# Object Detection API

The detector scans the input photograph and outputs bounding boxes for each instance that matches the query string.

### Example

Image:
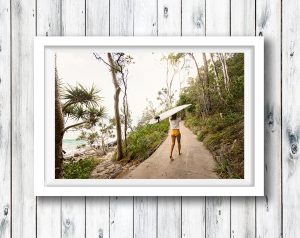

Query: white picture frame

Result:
[34,36,264,196]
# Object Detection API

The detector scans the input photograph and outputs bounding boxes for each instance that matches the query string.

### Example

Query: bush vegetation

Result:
[179,53,244,178]
[63,157,100,179]
[122,120,169,162]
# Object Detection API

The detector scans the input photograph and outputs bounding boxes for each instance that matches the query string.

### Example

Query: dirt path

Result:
[120,122,218,179]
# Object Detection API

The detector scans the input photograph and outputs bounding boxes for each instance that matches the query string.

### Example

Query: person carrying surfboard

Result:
[169,113,181,160]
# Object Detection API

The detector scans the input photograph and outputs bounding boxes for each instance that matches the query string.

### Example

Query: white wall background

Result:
[0,0,297,237]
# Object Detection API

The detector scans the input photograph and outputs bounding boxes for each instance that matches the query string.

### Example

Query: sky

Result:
[54,48,203,139]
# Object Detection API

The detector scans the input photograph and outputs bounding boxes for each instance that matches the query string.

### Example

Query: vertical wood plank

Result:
[110,197,133,238]
[62,0,85,36]
[61,1,86,238]
[230,1,256,237]
[157,1,182,237]
[157,197,181,238]
[110,0,134,36]
[206,0,230,36]
[86,0,109,36]
[85,1,110,237]
[256,0,282,237]
[62,197,85,238]
[11,0,36,237]
[133,1,158,237]
[85,197,109,238]
[36,1,62,238]
[182,197,205,238]
[230,197,255,238]
[181,1,206,237]
[0,0,11,237]
[37,197,61,238]
[134,197,157,238]
[182,0,205,36]
[206,198,230,238]
[157,0,181,36]
[109,2,134,238]
[205,1,231,237]
[134,0,157,36]
[231,0,255,36]
[282,0,300,237]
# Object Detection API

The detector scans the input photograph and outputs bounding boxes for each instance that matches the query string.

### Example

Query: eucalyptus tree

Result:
[93,52,134,160]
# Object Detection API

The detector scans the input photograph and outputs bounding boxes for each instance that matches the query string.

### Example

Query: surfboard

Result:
[149,104,192,124]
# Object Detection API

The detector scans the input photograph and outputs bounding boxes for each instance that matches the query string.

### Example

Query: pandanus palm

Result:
[55,66,105,178]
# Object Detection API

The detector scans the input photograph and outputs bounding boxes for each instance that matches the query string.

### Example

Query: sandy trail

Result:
[120,122,218,179]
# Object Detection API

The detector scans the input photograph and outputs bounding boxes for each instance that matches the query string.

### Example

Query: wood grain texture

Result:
[110,197,133,238]
[282,0,300,237]
[231,0,255,36]
[62,197,85,238]
[86,0,109,36]
[11,0,36,237]
[206,197,230,238]
[36,1,62,237]
[206,0,230,36]
[0,0,10,237]
[86,197,110,238]
[182,197,205,238]
[134,0,157,36]
[37,197,61,238]
[205,1,231,237]
[158,0,181,36]
[110,0,134,36]
[157,197,181,238]
[62,0,85,36]
[230,1,256,237]
[134,197,157,238]
[182,0,205,36]
[256,0,282,237]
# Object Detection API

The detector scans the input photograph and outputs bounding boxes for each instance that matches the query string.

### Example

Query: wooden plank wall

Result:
[0,0,295,237]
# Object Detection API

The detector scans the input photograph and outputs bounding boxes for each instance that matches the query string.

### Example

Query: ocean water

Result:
[63,139,86,153]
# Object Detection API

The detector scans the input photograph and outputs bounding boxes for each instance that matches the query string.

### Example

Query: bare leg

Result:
[177,134,181,155]
[170,136,176,160]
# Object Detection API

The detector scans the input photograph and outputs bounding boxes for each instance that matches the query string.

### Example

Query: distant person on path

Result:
[169,113,182,160]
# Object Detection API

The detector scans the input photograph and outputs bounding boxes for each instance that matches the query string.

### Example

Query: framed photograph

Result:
[34,36,264,196]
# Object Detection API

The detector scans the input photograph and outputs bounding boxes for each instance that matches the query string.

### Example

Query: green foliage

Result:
[185,112,244,178]
[197,131,204,141]
[123,120,169,162]
[64,157,99,179]
[179,53,245,179]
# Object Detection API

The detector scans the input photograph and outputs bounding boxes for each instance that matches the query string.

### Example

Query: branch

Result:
[93,52,122,73]
[63,121,87,133]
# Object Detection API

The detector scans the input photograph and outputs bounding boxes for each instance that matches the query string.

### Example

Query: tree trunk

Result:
[218,53,229,90]
[202,53,211,111]
[54,56,65,178]
[188,53,207,114]
[107,53,123,160]
[210,53,222,98]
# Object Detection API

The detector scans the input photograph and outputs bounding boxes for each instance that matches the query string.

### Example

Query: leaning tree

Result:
[55,58,105,178]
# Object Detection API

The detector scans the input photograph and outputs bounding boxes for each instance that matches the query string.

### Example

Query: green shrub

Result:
[197,131,205,141]
[184,112,244,179]
[64,157,99,179]
[124,120,169,162]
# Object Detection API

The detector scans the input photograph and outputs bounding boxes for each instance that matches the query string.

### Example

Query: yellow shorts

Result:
[171,129,181,137]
